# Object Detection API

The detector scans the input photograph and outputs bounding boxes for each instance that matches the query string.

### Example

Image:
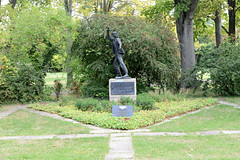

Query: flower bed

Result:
[29,98,218,130]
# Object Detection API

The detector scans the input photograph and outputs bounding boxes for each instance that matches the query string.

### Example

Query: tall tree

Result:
[215,10,223,47]
[64,0,73,88]
[228,0,236,40]
[174,0,198,72]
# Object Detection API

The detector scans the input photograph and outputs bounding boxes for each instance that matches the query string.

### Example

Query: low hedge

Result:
[29,98,218,130]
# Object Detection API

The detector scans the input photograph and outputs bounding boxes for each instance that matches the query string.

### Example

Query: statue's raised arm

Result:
[107,28,114,41]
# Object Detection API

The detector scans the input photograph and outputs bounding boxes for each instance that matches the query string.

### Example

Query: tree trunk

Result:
[9,0,17,9]
[214,10,223,47]
[64,0,73,88]
[175,0,198,72]
[228,0,236,41]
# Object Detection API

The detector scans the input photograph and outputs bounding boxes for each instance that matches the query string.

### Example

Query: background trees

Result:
[1,0,240,102]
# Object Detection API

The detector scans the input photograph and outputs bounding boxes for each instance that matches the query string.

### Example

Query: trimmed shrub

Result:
[75,98,113,112]
[136,93,155,110]
[120,97,135,105]
[75,98,99,111]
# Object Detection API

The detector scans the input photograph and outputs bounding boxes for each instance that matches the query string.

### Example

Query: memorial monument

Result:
[107,28,136,102]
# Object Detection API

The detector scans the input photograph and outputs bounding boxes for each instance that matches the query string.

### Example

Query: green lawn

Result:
[45,72,67,86]
[223,97,240,105]
[133,135,240,160]
[0,137,109,160]
[0,110,89,136]
[149,104,240,132]
[0,104,20,112]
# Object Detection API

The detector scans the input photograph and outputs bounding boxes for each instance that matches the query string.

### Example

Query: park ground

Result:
[0,73,240,159]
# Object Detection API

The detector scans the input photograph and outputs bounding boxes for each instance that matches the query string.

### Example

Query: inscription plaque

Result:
[112,105,133,117]
[111,82,135,95]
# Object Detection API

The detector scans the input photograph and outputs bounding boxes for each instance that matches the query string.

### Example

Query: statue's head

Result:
[112,31,118,38]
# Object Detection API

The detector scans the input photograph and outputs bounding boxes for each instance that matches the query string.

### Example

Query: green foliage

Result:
[71,14,180,96]
[75,98,112,112]
[136,93,155,110]
[210,43,240,96]
[80,82,109,98]
[0,63,46,103]
[30,98,218,130]
[120,97,135,105]
[49,54,65,72]
[195,41,240,96]
[3,5,74,71]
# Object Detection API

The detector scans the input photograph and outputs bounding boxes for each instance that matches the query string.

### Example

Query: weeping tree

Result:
[72,14,181,97]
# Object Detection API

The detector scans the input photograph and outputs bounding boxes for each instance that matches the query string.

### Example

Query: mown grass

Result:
[45,72,67,86]
[133,134,240,160]
[0,137,109,160]
[149,104,240,132]
[0,104,20,112]
[222,97,240,105]
[0,110,89,136]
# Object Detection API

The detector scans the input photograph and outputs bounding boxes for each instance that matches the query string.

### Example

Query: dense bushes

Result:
[0,60,47,104]
[71,14,181,98]
[196,41,240,96]
[75,98,113,112]
[136,93,155,110]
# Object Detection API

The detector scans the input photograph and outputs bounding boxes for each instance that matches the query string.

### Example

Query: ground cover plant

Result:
[0,110,89,136]
[133,135,240,159]
[0,137,109,160]
[29,98,218,130]
[149,104,240,132]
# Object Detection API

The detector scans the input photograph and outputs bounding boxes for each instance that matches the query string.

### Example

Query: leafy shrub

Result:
[30,98,218,130]
[75,98,113,112]
[120,97,135,105]
[136,93,155,110]
[80,82,108,98]
[72,14,181,95]
[75,98,99,111]
[0,62,46,103]
[196,41,240,96]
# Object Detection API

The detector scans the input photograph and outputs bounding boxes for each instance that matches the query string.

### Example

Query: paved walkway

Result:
[0,100,240,160]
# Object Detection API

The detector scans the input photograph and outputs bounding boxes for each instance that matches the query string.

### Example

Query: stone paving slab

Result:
[134,132,165,136]
[105,134,134,160]
[105,153,134,160]
[222,130,240,134]
[219,100,240,107]
[0,105,28,119]
[166,132,187,136]
[0,134,108,140]
[0,135,55,140]
[196,131,221,136]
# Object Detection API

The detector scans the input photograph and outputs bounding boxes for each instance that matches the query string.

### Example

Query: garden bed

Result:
[29,98,218,130]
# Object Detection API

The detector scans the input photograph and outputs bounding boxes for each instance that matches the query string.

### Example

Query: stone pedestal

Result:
[109,78,136,101]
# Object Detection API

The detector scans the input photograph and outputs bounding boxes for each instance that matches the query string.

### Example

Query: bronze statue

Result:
[107,28,130,79]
